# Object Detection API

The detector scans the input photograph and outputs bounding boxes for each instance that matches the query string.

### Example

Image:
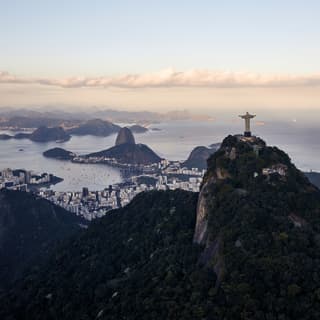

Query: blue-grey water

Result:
[0,119,319,191]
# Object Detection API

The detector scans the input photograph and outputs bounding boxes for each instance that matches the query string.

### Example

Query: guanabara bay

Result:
[2,132,320,320]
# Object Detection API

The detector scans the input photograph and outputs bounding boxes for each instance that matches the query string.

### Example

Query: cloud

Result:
[1,69,320,89]
[0,71,33,84]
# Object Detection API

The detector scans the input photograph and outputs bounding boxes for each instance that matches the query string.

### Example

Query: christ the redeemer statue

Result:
[239,112,255,137]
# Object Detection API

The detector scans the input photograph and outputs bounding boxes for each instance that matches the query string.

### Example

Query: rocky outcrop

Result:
[193,171,226,286]
[115,127,136,145]
[86,127,160,165]
[183,146,218,170]
[193,176,215,245]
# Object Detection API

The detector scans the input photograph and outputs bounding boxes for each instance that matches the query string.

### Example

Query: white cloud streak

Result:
[1,69,320,89]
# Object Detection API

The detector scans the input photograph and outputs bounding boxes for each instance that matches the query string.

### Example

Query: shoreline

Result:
[28,176,64,191]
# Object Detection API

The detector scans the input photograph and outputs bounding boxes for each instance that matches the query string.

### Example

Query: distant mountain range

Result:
[0,107,212,127]
[0,115,81,129]
[0,117,151,145]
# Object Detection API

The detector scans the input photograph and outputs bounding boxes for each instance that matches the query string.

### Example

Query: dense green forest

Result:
[0,189,85,293]
[2,135,320,319]
[199,135,320,319]
[0,190,206,320]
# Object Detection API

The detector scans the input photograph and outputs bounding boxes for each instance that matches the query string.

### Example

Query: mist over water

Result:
[0,119,319,191]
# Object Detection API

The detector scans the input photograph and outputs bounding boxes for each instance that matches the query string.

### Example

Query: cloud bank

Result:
[1,69,320,89]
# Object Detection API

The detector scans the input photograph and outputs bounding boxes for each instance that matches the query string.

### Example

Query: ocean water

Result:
[0,133,122,192]
[0,119,319,191]
[135,120,320,172]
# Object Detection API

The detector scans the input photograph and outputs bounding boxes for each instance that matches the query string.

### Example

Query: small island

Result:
[43,147,76,160]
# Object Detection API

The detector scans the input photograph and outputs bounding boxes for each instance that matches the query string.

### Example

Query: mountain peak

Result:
[115,127,136,146]
[194,134,319,282]
[203,134,293,188]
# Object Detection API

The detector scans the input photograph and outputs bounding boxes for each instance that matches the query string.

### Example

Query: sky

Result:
[1,0,320,114]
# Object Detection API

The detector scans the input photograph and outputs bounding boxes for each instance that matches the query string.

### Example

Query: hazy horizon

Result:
[1,1,320,114]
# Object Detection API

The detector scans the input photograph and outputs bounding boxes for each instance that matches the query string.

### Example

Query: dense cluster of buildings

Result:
[262,164,287,176]
[0,168,59,191]
[37,162,204,220]
[0,160,204,221]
